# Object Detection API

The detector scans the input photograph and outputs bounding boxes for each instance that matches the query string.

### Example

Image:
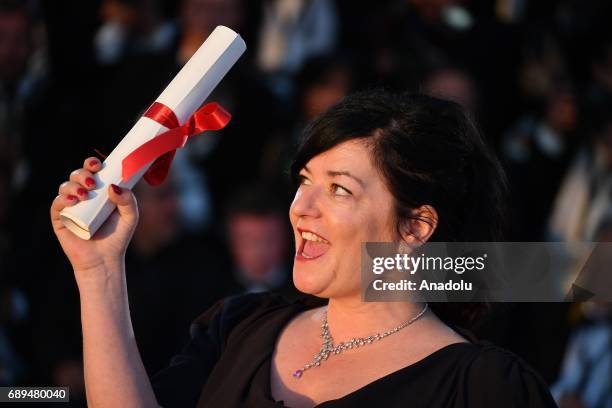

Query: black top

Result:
[151,292,557,408]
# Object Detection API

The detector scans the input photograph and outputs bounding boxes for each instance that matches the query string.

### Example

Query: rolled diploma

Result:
[60,25,246,240]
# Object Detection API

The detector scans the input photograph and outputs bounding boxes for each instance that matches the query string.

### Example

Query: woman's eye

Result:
[298,174,311,185]
[332,183,352,196]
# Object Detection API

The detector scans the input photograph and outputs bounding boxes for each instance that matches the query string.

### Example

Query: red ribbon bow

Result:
[121,101,231,186]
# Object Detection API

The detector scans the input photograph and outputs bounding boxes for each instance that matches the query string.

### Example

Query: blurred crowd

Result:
[0,0,611,406]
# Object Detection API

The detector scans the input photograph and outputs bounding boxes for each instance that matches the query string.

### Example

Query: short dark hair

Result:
[290,89,507,242]
[290,90,508,326]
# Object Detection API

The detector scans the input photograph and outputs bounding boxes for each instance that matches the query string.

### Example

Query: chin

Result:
[292,264,331,298]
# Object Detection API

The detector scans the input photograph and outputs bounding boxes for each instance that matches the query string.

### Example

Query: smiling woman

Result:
[50,90,556,408]
[289,90,507,326]
[290,140,401,299]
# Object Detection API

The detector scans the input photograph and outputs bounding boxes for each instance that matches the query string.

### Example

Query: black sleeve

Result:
[462,346,558,408]
[150,292,280,407]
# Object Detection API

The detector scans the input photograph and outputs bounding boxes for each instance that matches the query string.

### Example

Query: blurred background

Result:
[0,0,611,406]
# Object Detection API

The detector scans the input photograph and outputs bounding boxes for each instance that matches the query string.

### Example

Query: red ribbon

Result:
[122,101,231,186]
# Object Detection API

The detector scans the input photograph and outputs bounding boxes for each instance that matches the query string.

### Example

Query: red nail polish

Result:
[88,159,99,167]
[77,188,87,196]
[85,177,96,187]
[111,184,122,194]
[67,195,77,201]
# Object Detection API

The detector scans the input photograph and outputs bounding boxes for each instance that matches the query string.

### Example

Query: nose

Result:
[290,185,322,220]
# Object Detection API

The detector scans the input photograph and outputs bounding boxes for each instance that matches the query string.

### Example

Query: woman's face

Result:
[290,139,398,299]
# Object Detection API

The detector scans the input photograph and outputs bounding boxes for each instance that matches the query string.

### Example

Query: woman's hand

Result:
[50,157,139,282]
[51,158,159,407]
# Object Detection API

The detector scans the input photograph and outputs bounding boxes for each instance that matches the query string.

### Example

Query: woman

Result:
[50,91,556,407]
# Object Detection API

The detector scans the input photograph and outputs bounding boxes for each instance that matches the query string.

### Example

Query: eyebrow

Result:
[303,165,366,188]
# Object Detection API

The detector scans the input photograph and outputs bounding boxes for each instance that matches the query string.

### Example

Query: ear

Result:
[399,205,438,245]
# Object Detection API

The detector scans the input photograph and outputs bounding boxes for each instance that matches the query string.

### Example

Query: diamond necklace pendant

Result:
[292,303,428,379]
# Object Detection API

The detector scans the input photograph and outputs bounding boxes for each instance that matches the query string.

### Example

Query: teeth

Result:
[301,231,329,244]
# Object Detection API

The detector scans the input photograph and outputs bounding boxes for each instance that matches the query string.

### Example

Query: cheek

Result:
[333,202,396,245]
[365,212,397,242]
[325,202,360,241]
[327,207,370,276]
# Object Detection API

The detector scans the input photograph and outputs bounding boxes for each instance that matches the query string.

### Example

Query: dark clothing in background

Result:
[125,234,235,376]
[504,130,577,240]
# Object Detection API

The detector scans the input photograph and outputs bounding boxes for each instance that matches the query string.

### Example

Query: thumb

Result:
[108,184,138,225]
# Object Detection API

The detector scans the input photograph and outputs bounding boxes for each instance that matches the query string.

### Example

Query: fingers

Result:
[57,157,101,198]
[58,181,90,200]
[83,157,102,173]
[51,158,102,224]
[52,179,89,225]
[107,184,138,225]
[69,168,97,190]
[50,193,79,223]
[51,157,138,229]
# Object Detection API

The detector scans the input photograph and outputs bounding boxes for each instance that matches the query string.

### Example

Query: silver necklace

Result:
[292,303,429,379]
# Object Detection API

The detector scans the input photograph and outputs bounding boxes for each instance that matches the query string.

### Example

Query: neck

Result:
[323,296,429,341]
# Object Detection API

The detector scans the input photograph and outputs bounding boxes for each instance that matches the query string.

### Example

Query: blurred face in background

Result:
[423,69,477,115]
[409,0,457,22]
[133,179,180,255]
[0,10,32,82]
[302,67,352,120]
[228,213,288,280]
[99,0,161,34]
[545,89,577,133]
[178,0,243,63]
[100,0,138,27]
[180,0,243,39]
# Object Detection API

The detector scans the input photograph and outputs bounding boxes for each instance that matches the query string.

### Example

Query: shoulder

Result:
[151,292,298,407]
[190,291,306,343]
[193,291,293,323]
[454,341,557,408]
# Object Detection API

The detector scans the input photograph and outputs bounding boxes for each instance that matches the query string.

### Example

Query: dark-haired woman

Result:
[50,91,556,407]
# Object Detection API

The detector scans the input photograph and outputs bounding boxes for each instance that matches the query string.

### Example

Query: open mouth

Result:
[296,228,331,261]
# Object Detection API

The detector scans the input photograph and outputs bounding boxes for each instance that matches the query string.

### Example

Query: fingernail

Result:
[77,188,87,196]
[85,177,96,187]
[67,195,77,201]
[111,184,122,195]
[88,159,99,167]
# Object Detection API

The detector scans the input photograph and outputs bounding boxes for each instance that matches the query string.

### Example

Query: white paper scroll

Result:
[60,25,246,239]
